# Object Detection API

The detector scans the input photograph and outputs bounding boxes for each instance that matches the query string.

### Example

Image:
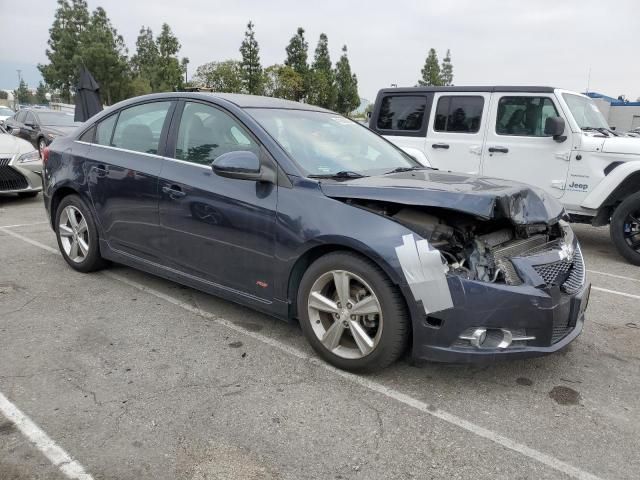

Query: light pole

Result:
[15,69,22,109]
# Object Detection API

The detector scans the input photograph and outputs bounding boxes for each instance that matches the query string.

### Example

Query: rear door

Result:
[158,100,277,300]
[425,93,490,174]
[85,100,175,261]
[22,111,39,147]
[481,93,571,198]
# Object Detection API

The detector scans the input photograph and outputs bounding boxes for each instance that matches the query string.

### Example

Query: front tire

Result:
[610,192,640,266]
[55,194,107,272]
[297,252,409,372]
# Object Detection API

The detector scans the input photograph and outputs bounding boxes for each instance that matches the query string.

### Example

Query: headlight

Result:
[46,133,58,140]
[17,150,41,163]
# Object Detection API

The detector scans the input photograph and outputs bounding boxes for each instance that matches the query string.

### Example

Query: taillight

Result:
[42,146,50,164]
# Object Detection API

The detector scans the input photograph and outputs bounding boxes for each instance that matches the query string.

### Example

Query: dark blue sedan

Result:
[42,93,590,371]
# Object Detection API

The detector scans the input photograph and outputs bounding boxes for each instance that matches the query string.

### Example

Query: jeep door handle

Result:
[432,143,450,149]
[162,185,186,199]
[95,164,108,177]
[488,146,509,153]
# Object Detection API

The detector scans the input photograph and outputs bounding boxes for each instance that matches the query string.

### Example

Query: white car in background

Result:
[0,107,15,126]
[0,125,43,197]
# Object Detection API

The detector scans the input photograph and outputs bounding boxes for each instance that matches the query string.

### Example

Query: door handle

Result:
[162,185,186,199]
[94,164,108,177]
[432,143,450,149]
[488,146,509,153]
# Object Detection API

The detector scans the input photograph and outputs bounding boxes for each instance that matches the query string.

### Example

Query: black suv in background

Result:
[5,109,81,158]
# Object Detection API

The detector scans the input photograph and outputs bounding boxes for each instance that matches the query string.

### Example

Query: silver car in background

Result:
[0,125,43,197]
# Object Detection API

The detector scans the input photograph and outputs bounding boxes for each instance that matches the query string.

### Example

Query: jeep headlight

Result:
[17,150,41,164]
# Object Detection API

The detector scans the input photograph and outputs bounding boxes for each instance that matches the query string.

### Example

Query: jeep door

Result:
[481,93,571,199]
[425,92,490,175]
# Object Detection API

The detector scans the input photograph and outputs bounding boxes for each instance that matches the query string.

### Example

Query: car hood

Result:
[319,170,565,225]
[600,136,640,155]
[42,125,79,137]
[0,132,36,156]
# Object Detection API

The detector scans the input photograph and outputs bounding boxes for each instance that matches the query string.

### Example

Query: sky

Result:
[0,0,639,102]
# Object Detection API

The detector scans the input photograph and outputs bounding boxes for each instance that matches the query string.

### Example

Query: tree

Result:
[181,57,190,83]
[307,33,336,109]
[156,23,184,91]
[284,27,309,101]
[239,21,263,95]
[418,48,441,87]
[78,7,130,104]
[440,49,454,86]
[263,64,304,100]
[35,82,49,104]
[192,60,243,93]
[39,0,90,103]
[334,45,360,115]
[14,80,34,105]
[0,91,8,100]
[131,26,158,81]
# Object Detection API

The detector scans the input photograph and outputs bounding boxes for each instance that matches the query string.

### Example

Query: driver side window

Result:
[496,97,559,136]
[174,102,259,165]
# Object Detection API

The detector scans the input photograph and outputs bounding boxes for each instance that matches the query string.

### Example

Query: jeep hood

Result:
[600,136,640,155]
[319,170,564,225]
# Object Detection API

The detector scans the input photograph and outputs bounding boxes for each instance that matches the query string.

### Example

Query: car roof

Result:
[377,86,556,94]
[110,92,333,113]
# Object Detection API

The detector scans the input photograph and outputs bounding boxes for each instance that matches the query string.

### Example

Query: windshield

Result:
[36,111,79,126]
[247,109,417,176]
[0,108,14,116]
[562,93,610,130]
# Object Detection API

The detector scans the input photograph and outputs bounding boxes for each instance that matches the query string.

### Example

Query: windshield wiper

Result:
[308,170,366,179]
[582,126,619,137]
[383,166,432,175]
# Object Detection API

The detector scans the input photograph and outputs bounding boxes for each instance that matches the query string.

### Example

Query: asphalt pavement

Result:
[0,194,638,480]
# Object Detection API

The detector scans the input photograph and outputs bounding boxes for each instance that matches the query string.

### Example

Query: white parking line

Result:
[587,269,640,284]
[592,286,640,300]
[0,225,605,480]
[0,392,94,480]
[0,221,49,229]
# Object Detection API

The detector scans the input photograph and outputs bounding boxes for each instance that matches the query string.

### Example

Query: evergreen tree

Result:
[239,21,263,95]
[284,27,309,101]
[334,45,360,115]
[38,0,90,103]
[156,23,184,91]
[35,82,49,104]
[181,57,190,83]
[307,33,336,109]
[418,48,441,86]
[78,6,130,104]
[14,80,33,105]
[440,49,454,86]
[131,27,158,76]
[192,60,243,93]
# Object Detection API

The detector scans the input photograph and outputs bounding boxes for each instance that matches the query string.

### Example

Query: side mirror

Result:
[211,150,276,183]
[544,116,566,142]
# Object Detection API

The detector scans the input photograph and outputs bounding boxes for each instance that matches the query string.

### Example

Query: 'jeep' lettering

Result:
[568,182,589,191]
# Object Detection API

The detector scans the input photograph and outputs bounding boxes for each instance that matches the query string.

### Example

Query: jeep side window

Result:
[433,96,484,133]
[376,96,426,131]
[496,97,559,136]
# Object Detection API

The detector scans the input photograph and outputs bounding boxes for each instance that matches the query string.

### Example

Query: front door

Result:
[425,92,490,175]
[86,100,174,261]
[481,93,571,199]
[158,100,277,300]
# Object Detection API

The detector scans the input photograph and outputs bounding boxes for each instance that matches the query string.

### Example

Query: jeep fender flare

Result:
[581,160,640,210]
[399,147,432,168]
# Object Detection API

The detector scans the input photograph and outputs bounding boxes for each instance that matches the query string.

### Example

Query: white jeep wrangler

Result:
[369,86,640,265]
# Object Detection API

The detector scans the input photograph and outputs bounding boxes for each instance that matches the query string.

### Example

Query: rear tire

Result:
[55,194,107,272]
[610,192,640,266]
[297,251,409,372]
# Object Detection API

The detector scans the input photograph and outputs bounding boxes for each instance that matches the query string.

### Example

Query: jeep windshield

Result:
[563,93,611,131]
[247,108,418,177]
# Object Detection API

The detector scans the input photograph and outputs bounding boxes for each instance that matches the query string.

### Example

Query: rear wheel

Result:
[55,194,107,272]
[297,252,409,372]
[610,192,640,265]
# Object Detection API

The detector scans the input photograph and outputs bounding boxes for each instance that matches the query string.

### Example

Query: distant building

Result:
[586,92,640,132]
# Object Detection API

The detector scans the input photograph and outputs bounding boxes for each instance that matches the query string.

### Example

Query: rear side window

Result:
[111,102,171,154]
[434,96,484,133]
[376,96,426,131]
[496,97,559,136]
[15,111,26,122]
[174,102,259,165]
[95,114,117,146]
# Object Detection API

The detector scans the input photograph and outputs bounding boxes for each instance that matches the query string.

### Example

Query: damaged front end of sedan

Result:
[321,171,591,362]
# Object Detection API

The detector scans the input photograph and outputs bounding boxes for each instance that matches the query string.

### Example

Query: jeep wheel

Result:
[610,192,640,265]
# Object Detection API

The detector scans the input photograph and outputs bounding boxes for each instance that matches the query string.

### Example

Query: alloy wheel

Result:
[624,211,640,252]
[307,269,383,359]
[58,206,90,263]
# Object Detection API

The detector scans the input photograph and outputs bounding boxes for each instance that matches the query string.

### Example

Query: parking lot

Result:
[0,194,638,480]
